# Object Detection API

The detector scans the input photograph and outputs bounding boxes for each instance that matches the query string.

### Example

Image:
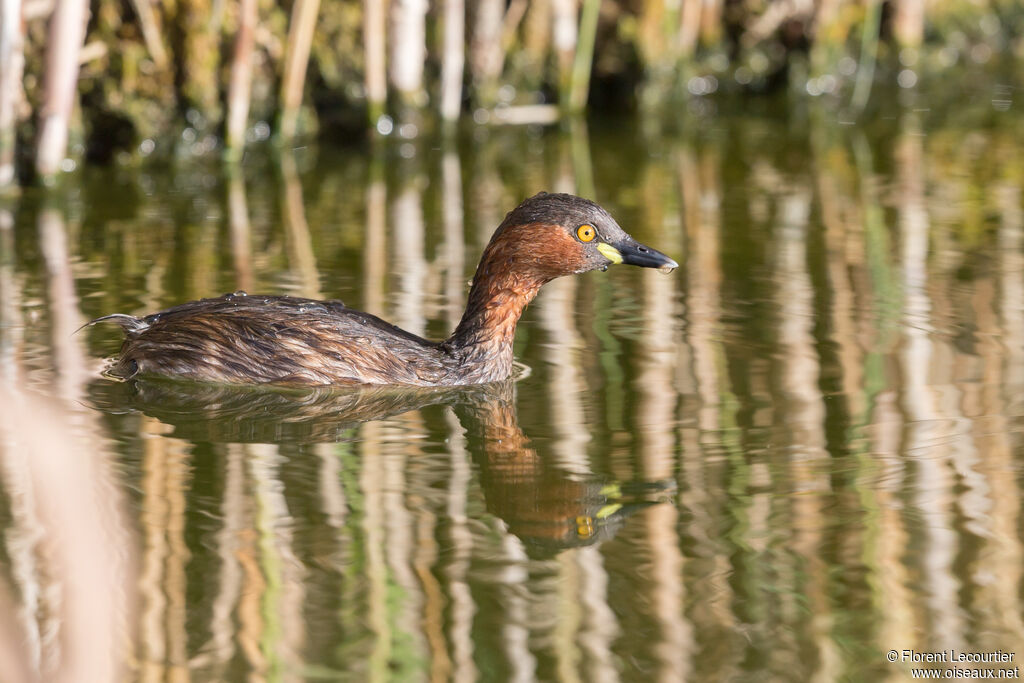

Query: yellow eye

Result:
[575,516,595,538]
[576,224,596,242]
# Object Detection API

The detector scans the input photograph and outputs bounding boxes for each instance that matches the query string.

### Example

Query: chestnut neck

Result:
[444,238,552,355]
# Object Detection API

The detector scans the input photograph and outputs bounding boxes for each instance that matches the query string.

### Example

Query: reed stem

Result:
[279,0,321,140]
[364,0,387,127]
[36,0,89,180]
[439,0,464,122]
[225,0,257,158]
[568,0,600,113]
[851,0,883,113]
[0,0,24,187]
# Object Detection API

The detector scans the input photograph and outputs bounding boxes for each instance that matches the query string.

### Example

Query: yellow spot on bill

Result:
[596,242,623,264]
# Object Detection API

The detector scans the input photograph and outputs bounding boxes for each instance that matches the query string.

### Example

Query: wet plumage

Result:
[93,192,678,386]
[97,294,457,384]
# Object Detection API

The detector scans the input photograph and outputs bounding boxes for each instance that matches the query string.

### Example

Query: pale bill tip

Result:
[657,259,679,274]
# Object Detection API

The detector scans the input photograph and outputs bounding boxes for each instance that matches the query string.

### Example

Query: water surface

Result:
[2,99,1024,681]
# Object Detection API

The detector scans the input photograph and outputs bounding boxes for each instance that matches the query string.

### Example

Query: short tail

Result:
[77,313,150,336]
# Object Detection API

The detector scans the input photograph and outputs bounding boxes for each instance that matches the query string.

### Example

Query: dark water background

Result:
[2,92,1024,681]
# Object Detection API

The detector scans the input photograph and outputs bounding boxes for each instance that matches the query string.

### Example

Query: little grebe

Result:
[93,192,678,386]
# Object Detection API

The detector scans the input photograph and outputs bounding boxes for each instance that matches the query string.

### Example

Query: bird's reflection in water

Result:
[90,376,674,555]
[453,396,674,557]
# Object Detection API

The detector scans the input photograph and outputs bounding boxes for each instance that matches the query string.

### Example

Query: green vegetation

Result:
[0,0,1021,187]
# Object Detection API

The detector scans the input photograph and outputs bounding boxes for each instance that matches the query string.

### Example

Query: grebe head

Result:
[485,192,679,280]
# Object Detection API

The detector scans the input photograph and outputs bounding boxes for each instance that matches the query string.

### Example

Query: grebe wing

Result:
[103,293,446,385]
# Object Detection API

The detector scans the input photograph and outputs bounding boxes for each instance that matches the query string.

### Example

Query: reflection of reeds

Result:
[391,179,427,336]
[989,184,1024,645]
[137,418,190,680]
[359,420,393,679]
[897,125,962,648]
[674,149,739,674]
[3,207,134,679]
[228,171,255,292]
[537,269,621,681]
[636,265,690,680]
[537,278,590,472]
[442,149,466,331]
[248,442,306,678]
[280,150,322,298]
[381,414,430,677]
[773,189,836,678]
[7,110,1024,680]
[415,486,450,683]
[197,443,246,677]
[364,157,388,317]
[813,131,896,674]
[442,408,478,683]
[38,208,87,393]
[999,185,1024,397]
